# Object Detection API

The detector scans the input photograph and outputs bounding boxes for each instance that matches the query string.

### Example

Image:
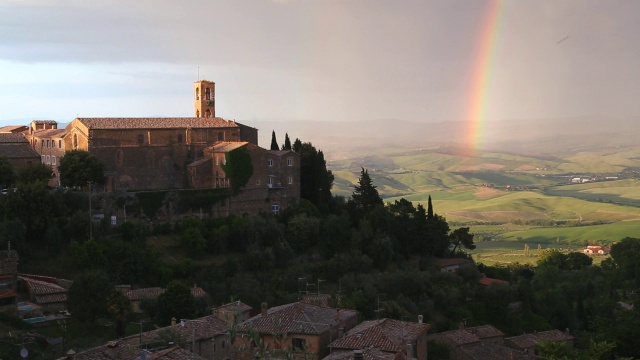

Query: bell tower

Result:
[194,80,215,118]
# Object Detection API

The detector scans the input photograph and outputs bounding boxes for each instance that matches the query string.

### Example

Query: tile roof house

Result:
[329,317,429,360]
[432,258,472,273]
[74,340,207,360]
[122,314,230,360]
[213,300,252,325]
[0,133,40,173]
[428,325,504,360]
[18,274,70,312]
[323,348,406,360]
[504,330,574,356]
[235,302,359,360]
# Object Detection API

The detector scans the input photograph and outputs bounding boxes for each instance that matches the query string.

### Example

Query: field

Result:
[329,144,640,253]
[467,241,606,266]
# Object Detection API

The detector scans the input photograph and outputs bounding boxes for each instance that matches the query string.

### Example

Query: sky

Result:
[1,0,640,128]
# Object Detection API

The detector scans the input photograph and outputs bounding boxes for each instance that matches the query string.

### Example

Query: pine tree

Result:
[282,133,292,150]
[270,131,279,151]
[349,168,383,221]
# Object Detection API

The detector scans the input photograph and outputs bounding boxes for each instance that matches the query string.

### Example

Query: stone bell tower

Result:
[194,80,215,118]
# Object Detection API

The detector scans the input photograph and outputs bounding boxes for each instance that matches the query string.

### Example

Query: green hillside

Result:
[330,144,640,244]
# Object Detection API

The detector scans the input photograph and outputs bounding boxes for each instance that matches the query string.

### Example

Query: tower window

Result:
[205,88,211,100]
[195,88,200,100]
[205,109,211,118]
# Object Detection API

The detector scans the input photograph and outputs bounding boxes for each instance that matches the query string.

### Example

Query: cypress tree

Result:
[270,131,279,151]
[282,133,292,150]
[427,195,434,219]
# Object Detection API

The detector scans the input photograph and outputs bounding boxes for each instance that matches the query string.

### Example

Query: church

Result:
[24,80,300,216]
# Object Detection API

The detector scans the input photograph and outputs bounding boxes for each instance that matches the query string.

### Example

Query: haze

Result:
[1,0,639,150]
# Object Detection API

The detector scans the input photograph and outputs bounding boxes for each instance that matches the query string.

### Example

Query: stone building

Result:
[0,133,40,176]
[187,141,300,216]
[24,121,66,186]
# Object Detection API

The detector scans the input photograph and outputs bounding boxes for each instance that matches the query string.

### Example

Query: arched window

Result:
[205,88,211,100]
[205,109,211,118]
[195,88,200,100]
[196,110,200,118]
[73,134,78,149]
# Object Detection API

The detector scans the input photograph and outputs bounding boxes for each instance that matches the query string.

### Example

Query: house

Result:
[235,301,359,360]
[432,258,472,273]
[189,142,300,216]
[478,276,508,286]
[428,325,504,360]
[18,274,70,313]
[328,317,429,360]
[74,340,207,360]
[213,300,252,325]
[323,348,406,360]
[582,245,610,255]
[122,314,231,360]
[456,342,532,360]
[504,329,574,356]
[23,121,67,186]
[0,250,19,307]
[0,133,40,175]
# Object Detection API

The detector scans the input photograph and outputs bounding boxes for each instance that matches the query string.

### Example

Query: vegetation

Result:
[0,156,16,187]
[59,150,106,187]
[221,146,253,194]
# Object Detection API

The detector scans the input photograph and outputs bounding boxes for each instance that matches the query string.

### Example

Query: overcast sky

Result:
[1,0,639,127]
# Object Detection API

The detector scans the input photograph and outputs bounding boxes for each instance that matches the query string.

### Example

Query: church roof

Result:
[75,117,240,130]
[208,141,249,153]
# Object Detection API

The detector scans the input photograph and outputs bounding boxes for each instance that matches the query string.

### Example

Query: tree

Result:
[427,195,434,219]
[293,139,334,212]
[107,290,132,338]
[17,163,53,184]
[59,150,106,187]
[449,227,476,255]
[0,156,15,187]
[565,252,593,270]
[281,133,292,151]
[221,146,254,194]
[610,237,640,285]
[270,130,279,151]
[348,168,383,222]
[537,249,568,269]
[67,271,115,323]
[155,281,197,326]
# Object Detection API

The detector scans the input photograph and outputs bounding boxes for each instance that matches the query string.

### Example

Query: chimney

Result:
[418,315,423,324]
[261,302,268,316]
[405,344,413,360]
[65,349,76,359]
[171,317,176,326]
[458,322,465,329]
[353,350,364,360]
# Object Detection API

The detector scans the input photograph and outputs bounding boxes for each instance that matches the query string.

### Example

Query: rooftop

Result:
[237,302,358,335]
[505,330,574,349]
[330,318,429,353]
[207,141,249,153]
[76,117,240,130]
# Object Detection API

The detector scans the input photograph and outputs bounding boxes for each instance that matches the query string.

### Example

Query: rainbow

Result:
[463,0,504,156]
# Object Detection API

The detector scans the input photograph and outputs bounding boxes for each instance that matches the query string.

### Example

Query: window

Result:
[137,134,144,144]
[215,156,219,166]
[205,109,211,117]
[287,157,293,166]
[271,204,280,215]
[268,159,273,167]
[177,134,183,143]
[195,88,200,100]
[221,340,225,349]
[218,132,224,141]
[116,150,124,166]
[41,155,45,163]
[58,140,62,148]
[34,139,37,147]
[196,110,200,118]
[205,88,211,100]
[291,338,305,352]
[222,154,226,165]
[73,134,78,149]
[256,179,261,185]
[268,176,274,187]
[52,156,56,165]
[46,140,50,148]
[46,155,50,164]
[288,176,293,184]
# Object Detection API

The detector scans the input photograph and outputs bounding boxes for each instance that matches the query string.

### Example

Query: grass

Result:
[468,241,605,266]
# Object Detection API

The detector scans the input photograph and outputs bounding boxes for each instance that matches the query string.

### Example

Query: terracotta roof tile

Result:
[323,348,403,360]
[20,277,67,295]
[238,302,358,335]
[330,319,428,353]
[215,300,252,312]
[0,133,28,143]
[505,330,573,349]
[34,293,67,304]
[122,314,229,346]
[125,287,207,301]
[459,342,532,360]
[77,117,240,130]
[207,141,249,153]
[478,277,508,286]
[429,325,503,346]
